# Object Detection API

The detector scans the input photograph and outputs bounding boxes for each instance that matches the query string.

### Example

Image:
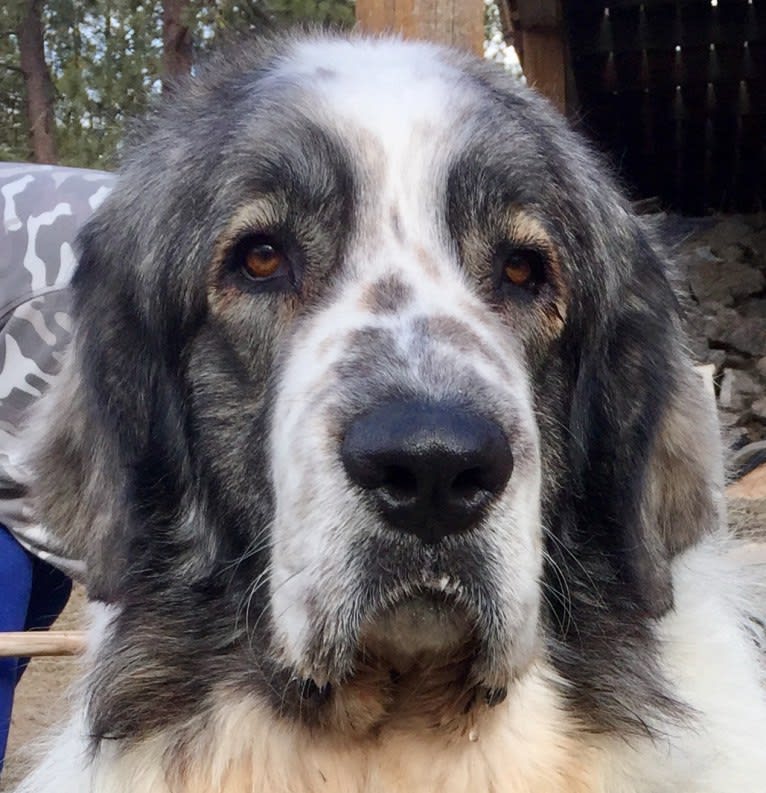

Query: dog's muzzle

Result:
[341,400,514,544]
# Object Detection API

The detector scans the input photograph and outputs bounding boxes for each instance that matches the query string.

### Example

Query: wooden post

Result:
[355,0,485,56]
[512,0,569,114]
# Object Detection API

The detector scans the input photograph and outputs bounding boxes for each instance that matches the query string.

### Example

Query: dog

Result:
[16,32,766,793]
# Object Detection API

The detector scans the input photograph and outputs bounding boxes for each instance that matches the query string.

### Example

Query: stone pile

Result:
[670,213,766,450]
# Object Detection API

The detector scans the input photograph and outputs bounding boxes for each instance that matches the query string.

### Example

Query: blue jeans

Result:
[0,525,71,776]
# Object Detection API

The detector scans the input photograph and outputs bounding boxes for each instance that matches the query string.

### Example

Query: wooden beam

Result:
[514,0,560,28]
[355,0,485,56]
[519,28,568,113]
[508,0,569,114]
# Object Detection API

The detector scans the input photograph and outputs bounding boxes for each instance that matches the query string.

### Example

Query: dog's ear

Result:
[566,228,724,618]
[31,215,195,601]
[30,350,121,599]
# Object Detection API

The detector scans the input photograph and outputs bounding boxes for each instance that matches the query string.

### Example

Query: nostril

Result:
[450,467,485,499]
[381,465,418,499]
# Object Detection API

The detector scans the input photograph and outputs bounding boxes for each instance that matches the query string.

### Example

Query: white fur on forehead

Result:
[273,36,477,166]
[282,35,466,100]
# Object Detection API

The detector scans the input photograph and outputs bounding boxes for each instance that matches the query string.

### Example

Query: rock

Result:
[709,316,766,357]
[686,251,765,306]
[718,411,750,448]
[699,217,757,251]
[731,440,766,476]
[740,299,766,319]
[724,319,766,357]
[704,306,766,357]
[682,305,714,349]
[718,369,762,412]
[722,351,751,370]
[749,229,766,260]
[676,213,766,444]
[752,398,766,422]
[683,328,712,361]
[700,306,737,340]
[702,349,727,371]
[718,408,745,434]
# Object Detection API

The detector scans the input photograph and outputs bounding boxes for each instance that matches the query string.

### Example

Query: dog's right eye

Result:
[243,241,283,279]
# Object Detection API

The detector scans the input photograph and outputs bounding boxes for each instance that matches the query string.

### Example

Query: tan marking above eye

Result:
[244,242,283,278]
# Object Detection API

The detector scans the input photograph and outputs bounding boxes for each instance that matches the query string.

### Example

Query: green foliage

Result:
[0,0,354,168]
[0,0,28,162]
[49,0,164,167]
[195,0,353,52]
[1,1,514,167]
[261,0,353,25]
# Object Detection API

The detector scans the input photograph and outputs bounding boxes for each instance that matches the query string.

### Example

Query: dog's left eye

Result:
[495,245,548,297]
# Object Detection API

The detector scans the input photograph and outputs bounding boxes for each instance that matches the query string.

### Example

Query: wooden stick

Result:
[0,631,86,658]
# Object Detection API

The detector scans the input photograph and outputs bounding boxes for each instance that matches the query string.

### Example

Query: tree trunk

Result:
[162,0,193,92]
[17,0,57,163]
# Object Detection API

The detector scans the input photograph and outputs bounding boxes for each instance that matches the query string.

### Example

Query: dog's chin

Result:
[359,592,476,673]
[287,591,514,736]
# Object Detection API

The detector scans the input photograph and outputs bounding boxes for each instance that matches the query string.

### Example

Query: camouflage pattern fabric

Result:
[0,163,114,578]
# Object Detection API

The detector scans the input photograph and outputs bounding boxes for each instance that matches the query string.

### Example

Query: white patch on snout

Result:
[267,39,544,681]
[269,254,543,675]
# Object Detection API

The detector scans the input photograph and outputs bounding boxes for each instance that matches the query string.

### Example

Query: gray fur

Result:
[31,32,722,752]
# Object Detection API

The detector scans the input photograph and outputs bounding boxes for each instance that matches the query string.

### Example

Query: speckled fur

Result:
[16,32,766,793]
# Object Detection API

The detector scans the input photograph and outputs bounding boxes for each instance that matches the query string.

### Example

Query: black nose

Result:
[341,401,513,544]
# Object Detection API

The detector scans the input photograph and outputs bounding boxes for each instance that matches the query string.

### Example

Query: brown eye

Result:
[225,231,300,294]
[505,256,533,287]
[498,246,547,294]
[243,241,283,279]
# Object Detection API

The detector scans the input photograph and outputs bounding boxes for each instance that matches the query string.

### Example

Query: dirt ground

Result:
[1,586,86,791]
[2,487,765,790]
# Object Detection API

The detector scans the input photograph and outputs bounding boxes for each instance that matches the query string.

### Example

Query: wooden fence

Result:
[566,0,765,213]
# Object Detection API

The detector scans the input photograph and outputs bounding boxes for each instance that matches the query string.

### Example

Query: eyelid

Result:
[495,240,550,267]
[506,236,552,258]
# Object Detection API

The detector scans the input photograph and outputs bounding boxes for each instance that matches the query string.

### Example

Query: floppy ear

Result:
[30,217,195,602]
[567,229,725,618]
[30,350,121,599]
[639,363,725,557]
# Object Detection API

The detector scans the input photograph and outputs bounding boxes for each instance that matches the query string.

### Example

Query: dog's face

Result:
[38,35,723,743]
[259,42,551,700]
